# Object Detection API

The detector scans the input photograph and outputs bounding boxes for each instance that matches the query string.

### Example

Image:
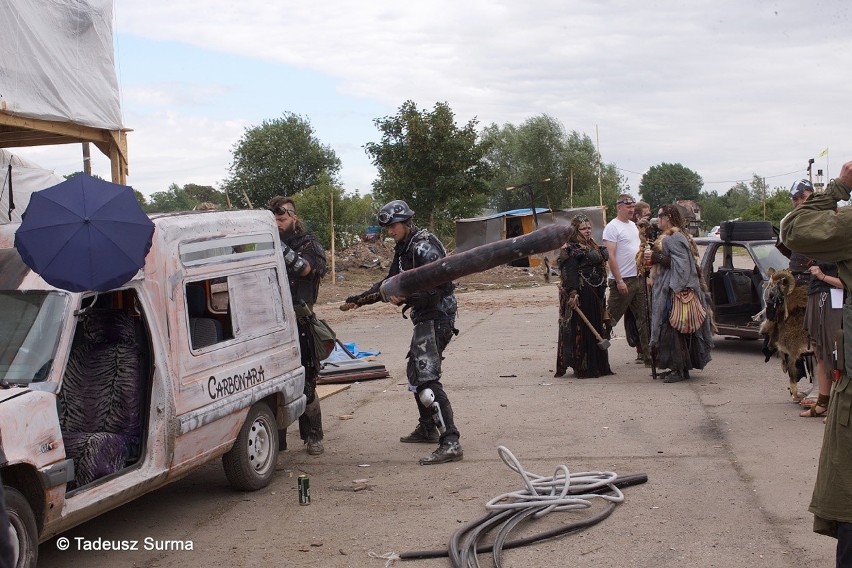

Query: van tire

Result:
[223,403,278,491]
[4,486,38,568]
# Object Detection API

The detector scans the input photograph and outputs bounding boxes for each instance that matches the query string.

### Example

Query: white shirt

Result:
[602,218,640,280]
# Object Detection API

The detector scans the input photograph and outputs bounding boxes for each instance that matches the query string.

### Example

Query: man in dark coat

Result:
[782,160,852,567]
[270,196,328,456]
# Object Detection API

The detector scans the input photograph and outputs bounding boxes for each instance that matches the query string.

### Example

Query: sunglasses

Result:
[617,200,636,206]
[273,207,295,217]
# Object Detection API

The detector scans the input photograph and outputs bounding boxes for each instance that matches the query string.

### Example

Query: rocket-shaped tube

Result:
[379,224,574,301]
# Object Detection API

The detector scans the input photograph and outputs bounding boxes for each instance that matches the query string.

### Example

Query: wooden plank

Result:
[316,383,351,401]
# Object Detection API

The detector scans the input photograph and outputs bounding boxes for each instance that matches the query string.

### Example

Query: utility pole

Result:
[595,126,603,206]
[82,142,92,175]
[330,186,336,286]
[569,169,574,209]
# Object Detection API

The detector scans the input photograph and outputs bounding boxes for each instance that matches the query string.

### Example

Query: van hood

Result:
[0,388,30,404]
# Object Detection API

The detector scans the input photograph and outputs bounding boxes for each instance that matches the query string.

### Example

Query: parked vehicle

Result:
[0,210,306,567]
[696,221,789,339]
[706,225,721,238]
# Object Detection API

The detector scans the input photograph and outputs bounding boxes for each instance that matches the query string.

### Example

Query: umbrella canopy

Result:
[14,174,154,292]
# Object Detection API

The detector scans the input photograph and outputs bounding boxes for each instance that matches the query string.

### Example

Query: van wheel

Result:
[223,403,278,491]
[5,486,38,568]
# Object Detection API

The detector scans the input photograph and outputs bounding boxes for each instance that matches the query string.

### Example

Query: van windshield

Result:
[0,291,67,384]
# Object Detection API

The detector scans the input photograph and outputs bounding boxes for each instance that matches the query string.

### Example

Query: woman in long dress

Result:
[555,215,614,378]
[644,205,714,383]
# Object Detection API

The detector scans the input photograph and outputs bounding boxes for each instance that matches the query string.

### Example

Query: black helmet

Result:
[377,200,415,226]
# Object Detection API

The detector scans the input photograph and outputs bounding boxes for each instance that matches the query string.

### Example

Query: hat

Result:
[789,179,814,198]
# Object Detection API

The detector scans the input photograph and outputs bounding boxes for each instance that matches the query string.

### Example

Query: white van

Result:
[0,210,305,567]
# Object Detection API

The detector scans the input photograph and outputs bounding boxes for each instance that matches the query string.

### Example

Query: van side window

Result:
[228,268,285,335]
[186,281,232,350]
[185,268,283,351]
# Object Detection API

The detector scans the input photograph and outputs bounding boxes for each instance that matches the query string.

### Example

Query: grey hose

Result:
[398,446,648,567]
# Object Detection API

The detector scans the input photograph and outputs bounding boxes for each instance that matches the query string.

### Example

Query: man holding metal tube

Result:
[343,200,463,465]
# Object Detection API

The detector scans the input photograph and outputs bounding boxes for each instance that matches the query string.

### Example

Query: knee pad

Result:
[418,388,446,434]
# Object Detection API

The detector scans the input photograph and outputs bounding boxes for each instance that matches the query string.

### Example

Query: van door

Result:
[169,265,302,472]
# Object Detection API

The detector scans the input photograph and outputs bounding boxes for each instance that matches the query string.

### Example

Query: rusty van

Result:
[0,210,305,567]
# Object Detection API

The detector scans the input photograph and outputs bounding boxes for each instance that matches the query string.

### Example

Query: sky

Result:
[12,0,852,201]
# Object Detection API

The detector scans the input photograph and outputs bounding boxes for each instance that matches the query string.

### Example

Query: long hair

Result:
[569,214,599,250]
[658,205,699,261]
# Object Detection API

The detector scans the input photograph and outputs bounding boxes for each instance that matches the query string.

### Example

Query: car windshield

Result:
[751,243,790,275]
[0,291,68,384]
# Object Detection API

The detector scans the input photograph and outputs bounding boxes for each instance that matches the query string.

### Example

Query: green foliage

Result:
[224,113,341,209]
[697,175,787,230]
[639,163,703,209]
[481,116,623,220]
[133,190,147,208]
[293,172,380,250]
[738,187,791,227]
[365,100,493,239]
[144,183,228,213]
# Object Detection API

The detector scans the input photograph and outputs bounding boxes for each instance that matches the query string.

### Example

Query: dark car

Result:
[696,222,789,339]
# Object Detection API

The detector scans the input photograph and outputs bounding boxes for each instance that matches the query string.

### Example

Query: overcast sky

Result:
[16,0,852,200]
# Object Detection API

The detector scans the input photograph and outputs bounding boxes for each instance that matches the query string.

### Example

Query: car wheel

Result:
[4,486,38,568]
[222,402,278,491]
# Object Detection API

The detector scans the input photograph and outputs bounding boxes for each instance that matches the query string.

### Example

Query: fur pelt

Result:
[759,268,810,399]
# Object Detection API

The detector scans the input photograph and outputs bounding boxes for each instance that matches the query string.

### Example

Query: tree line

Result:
[136,100,797,248]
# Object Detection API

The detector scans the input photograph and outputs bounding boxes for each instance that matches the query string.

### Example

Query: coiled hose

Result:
[397,446,648,568]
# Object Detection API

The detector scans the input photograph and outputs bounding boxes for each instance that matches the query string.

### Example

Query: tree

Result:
[365,100,493,238]
[144,183,228,213]
[133,190,148,209]
[224,113,341,208]
[639,163,703,209]
[292,172,379,250]
[481,116,623,217]
[697,175,781,230]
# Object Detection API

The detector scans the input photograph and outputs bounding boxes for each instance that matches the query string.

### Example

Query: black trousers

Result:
[406,319,459,443]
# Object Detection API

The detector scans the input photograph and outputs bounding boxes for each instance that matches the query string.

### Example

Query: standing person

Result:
[269,196,328,456]
[643,205,714,383]
[776,179,819,403]
[343,200,462,465]
[602,194,652,366]
[554,215,614,378]
[800,260,845,418]
[624,201,652,363]
[782,160,852,568]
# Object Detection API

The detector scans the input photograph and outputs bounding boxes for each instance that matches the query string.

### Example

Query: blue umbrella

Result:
[14,174,154,292]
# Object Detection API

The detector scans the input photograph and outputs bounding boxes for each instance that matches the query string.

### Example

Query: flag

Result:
[818,147,829,157]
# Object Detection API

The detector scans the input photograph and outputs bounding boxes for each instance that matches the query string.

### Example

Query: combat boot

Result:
[400,423,439,444]
[305,437,324,456]
[419,441,463,465]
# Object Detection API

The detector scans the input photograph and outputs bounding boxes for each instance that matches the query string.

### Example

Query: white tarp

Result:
[0,0,123,130]
[1,149,64,223]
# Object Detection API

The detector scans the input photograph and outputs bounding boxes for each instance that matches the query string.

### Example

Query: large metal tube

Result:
[379,224,573,301]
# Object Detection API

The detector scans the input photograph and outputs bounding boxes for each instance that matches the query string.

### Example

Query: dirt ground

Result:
[38,241,835,568]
